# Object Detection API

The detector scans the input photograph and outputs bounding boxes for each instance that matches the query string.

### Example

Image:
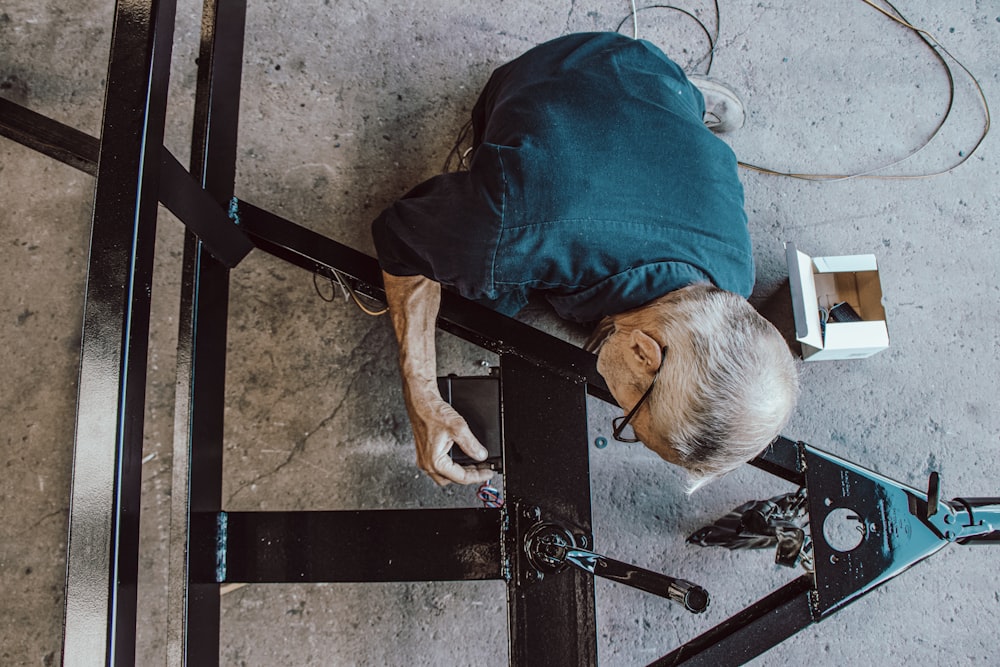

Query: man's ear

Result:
[628,330,662,377]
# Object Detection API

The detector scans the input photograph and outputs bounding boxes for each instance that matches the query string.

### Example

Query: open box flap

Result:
[824,321,890,351]
[812,254,878,273]
[785,243,823,349]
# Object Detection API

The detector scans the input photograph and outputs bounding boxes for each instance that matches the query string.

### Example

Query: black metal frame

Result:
[2,2,996,665]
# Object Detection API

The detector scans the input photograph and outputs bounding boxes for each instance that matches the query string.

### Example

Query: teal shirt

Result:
[373,32,753,323]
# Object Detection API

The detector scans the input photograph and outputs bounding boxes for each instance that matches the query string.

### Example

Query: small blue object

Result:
[228,196,241,224]
[215,512,228,583]
[594,436,608,449]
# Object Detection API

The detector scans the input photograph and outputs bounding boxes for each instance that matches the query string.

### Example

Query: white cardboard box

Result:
[785,242,889,361]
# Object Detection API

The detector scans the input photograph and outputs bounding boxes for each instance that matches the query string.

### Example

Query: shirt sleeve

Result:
[371,166,505,304]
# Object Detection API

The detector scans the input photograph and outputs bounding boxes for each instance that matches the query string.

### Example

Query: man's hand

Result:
[382,270,493,486]
[405,387,493,486]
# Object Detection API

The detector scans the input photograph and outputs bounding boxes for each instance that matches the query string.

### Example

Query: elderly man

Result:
[372,32,798,491]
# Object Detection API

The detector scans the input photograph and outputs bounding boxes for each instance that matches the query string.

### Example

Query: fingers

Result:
[412,399,493,486]
[420,437,493,487]
[451,421,488,462]
[422,433,493,486]
[427,457,493,487]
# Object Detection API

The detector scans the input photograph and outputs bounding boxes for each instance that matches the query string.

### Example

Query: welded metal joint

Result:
[215,512,228,583]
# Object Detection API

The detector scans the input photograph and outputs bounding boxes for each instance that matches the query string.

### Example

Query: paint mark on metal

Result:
[228,196,241,225]
[215,512,228,583]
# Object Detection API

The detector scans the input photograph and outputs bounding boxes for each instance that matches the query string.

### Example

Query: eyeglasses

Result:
[611,345,669,443]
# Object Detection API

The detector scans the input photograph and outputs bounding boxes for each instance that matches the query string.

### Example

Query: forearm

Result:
[382,271,443,406]
[382,270,490,485]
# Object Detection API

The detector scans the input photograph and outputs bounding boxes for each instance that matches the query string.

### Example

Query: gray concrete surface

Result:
[2,1,998,665]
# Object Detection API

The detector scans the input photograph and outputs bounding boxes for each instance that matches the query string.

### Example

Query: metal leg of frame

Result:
[0,96,99,175]
[166,1,247,665]
[166,237,231,667]
[217,509,504,583]
[61,0,177,663]
[648,575,815,667]
[501,354,597,666]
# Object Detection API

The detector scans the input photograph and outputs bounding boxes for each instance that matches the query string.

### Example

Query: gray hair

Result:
[613,284,799,492]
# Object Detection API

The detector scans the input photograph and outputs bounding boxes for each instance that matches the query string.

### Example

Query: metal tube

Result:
[165,1,247,665]
[62,0,178,663]
[501,355,597,667]
[951,497,1000,544]
[647,576,815,667]
[0,97,99,175]
[220,509,504,583]
[559,549,709,614]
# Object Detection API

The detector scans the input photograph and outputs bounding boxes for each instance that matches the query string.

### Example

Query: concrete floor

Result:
[2,1,998,665]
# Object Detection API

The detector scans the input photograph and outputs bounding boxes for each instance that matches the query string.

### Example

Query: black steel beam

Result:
[158,148,253,267]
[167,237,232,667]
[218,509,504,583]
[648,575,815,667]
[0,96,99,175]
[232,198,615,404]
[501,354,597,667]
[165,1,248,665]
[0,100,252,268]
[233,198,384,294]
[62,0,178,663]
[749,436,805,487]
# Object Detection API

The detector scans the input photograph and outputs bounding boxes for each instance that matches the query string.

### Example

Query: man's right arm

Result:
[382,271,493,486]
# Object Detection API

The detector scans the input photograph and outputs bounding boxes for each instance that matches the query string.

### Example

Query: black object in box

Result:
[437,374,503,472]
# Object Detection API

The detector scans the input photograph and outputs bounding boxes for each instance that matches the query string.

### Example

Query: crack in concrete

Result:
[224,323,388,506]
[16,508,65,537]
[718,4,770,53]
[564,0,577,34]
